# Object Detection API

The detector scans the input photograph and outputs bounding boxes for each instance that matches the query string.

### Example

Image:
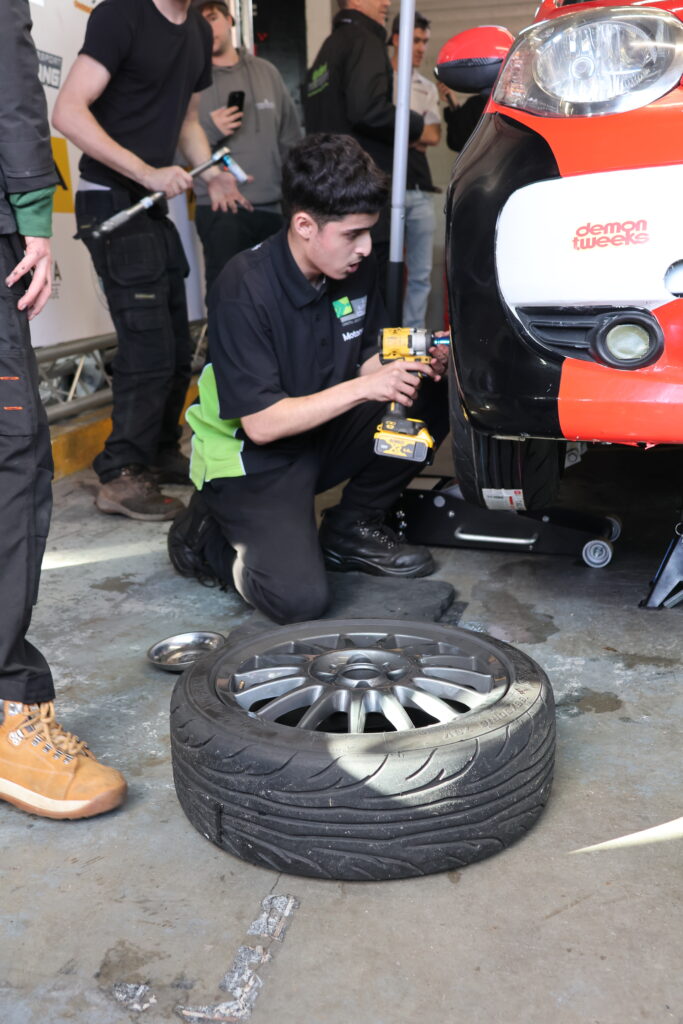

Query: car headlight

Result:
[494,7,683,117]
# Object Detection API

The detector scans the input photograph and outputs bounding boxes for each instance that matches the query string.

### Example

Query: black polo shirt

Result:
[187,228,385,482]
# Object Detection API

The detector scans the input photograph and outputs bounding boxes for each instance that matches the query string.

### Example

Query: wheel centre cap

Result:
[312,648,409,690]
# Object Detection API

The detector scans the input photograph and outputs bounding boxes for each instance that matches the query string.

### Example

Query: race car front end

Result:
[446,2,683,446]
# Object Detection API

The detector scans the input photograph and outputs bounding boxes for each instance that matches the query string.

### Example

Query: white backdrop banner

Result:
[27,0,206,348]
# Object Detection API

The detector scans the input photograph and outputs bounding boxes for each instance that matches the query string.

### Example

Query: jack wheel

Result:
[582,538,614,568]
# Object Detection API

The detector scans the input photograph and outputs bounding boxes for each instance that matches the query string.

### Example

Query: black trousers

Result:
[198,379,448,624]
[0,234,55,704]
[195,205,283,300]
[76,190,193,483]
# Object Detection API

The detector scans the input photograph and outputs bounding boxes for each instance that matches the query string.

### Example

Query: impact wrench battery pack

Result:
[373,327,448,463]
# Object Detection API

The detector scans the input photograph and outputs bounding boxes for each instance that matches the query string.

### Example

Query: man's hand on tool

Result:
[429,343,449,377]
[359,356,438,405]
[6,238,53,320]
[210,105,243,138]
[140,164,194,198]
[204,166,253,214]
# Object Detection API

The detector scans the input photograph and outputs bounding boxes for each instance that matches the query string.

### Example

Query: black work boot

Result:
[167,492,228,588]
[95,466,184,521]
[151,448,190,485]
[319,508,435,578]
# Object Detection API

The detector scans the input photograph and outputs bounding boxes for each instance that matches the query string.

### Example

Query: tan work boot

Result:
[95,465,184,521]
[0,702,127,820]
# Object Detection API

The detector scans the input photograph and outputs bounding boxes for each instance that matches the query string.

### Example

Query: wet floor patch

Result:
[89,574,138,593]
[468,583,558,645]
[556,687,624,717]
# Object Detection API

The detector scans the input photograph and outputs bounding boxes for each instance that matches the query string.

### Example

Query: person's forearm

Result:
[177,115,212,170]
[242,376,370,445]
[53,99,152,186]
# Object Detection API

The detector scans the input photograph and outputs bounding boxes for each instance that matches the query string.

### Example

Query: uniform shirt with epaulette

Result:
[187,228,385,486]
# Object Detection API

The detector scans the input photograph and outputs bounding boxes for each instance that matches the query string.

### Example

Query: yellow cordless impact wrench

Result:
[373,327,449,463]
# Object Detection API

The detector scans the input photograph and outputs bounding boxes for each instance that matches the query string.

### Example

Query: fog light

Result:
[589,311,663,369]
[604,323,651,361]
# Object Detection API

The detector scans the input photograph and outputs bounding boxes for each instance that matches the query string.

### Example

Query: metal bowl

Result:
[147,631,227,673]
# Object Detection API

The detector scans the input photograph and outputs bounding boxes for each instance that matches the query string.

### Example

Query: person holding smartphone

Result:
[53,0,250,520]
[192,0,302,297]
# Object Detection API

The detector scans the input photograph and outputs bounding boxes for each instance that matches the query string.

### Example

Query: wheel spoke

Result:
[296,692,338,730]
[377,693,415,731]
[347,693,367,734]
[418,665,500,691]
[394,686,459,724]
[418,655,507,691]
[232,674,308,709]
[238,653,309,672]
[411,675,499,710]
[255,684,324,721]
[397,642,441,658]
[235,666,308,687]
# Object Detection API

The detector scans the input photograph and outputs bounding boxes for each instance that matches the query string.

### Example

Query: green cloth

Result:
[186,364,246,487]
[8,186,55,237]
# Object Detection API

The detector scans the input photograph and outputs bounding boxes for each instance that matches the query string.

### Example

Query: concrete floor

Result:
[1,444,682,1024]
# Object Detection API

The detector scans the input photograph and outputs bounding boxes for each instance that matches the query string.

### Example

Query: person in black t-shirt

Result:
[53,0,251,522]
[168,134,449,625]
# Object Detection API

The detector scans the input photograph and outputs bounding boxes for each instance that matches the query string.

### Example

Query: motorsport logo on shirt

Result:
[333,295,368,342]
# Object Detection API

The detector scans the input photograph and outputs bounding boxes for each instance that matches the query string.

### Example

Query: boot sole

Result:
[322,551,435,578]
[0,776,127,820]
[95,496,180,521]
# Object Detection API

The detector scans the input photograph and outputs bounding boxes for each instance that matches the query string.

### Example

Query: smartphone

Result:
[227,90,245,113]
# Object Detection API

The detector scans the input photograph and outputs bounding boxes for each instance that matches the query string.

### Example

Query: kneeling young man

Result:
[169,133,447,624]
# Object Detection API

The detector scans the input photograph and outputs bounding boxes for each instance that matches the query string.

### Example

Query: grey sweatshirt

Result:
[195,51,302,207]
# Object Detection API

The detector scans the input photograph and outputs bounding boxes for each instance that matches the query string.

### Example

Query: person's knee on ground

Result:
[233,558,331,625]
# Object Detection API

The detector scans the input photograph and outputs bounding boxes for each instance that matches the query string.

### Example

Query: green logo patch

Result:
[333,297,353,319]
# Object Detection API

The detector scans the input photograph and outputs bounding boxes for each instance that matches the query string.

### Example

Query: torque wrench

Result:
[91,146,249,238]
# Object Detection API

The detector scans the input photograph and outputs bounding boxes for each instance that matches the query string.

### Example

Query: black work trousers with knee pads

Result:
[76,189,193,483]
[0,234,55,704]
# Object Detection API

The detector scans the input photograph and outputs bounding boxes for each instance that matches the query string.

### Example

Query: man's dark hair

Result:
[390,10,430,36]
[193,0,232,18]
[282,134,389,224]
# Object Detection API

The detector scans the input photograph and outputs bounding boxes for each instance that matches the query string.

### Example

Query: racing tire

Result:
[170,619,556,881]
[451,394,563,512]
